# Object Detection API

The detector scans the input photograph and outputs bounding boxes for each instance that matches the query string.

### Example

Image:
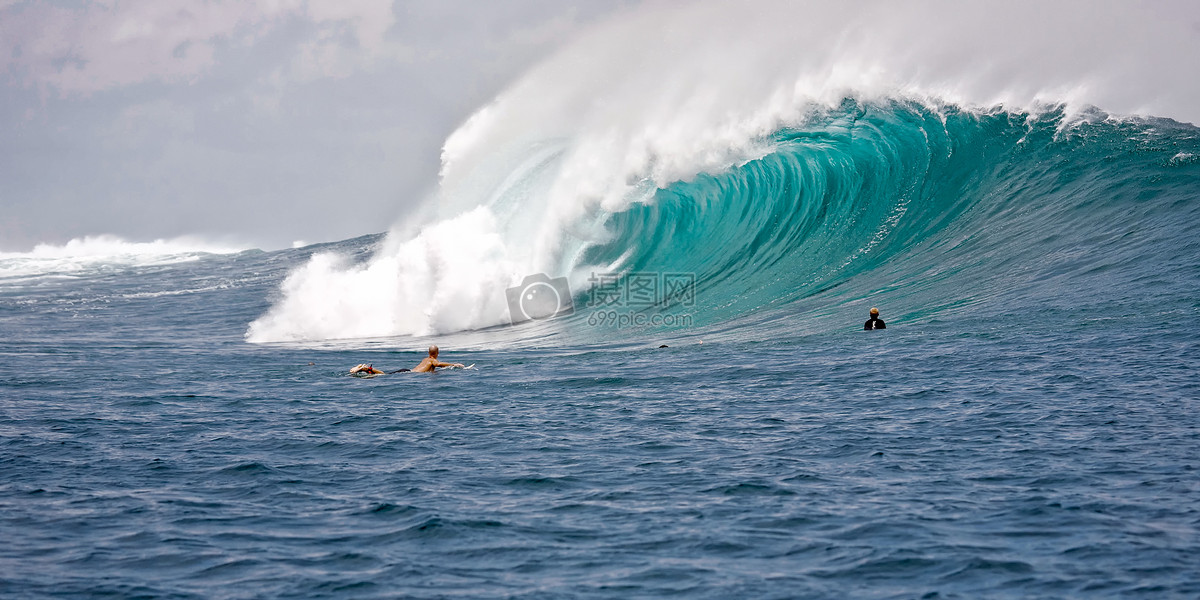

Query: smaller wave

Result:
[0,235,251,281]
[1169,152,1198,166]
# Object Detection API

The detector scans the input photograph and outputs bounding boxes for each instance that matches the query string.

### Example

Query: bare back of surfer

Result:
[349,345,465,376]
[412,345,464,373]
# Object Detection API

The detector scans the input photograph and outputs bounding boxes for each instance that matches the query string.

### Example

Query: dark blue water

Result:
[2,106,1200,598]
[2,250,1198,598]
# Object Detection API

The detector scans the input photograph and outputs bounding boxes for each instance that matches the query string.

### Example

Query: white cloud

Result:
[0,1,291,94]
[307,0,394,51]
[0,0,408,94]
[288,0,412,82]
[105,100,196,147]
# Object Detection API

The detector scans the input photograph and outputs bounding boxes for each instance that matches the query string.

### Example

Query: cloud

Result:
[0,0,407,95]
[289,0,411,82]
[105,100,196,148]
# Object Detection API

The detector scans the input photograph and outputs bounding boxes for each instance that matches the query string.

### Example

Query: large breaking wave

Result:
[246,1,1200,344]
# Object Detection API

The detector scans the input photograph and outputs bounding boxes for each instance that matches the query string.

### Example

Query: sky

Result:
[0,0,642,251]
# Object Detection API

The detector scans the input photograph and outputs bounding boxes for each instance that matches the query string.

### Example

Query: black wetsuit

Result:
[864,317,886,330]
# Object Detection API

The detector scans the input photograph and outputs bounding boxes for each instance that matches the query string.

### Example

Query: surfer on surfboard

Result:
[350,345,467,376]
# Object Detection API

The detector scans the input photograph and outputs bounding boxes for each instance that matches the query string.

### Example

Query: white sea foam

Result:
[0,235,249,280]
[247,207,522,341]
[247,0,1200,343]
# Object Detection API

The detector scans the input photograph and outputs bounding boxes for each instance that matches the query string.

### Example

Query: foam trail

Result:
[247,0,1200,343]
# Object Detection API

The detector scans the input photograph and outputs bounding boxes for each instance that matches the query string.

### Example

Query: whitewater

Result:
[3,1,1199,598]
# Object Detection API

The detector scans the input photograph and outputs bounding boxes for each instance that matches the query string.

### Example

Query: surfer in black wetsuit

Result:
[864,307,886,330]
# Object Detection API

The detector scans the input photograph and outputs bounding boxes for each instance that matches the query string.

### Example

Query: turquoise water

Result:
[584,102,1200,338]
[1,103,1199,598]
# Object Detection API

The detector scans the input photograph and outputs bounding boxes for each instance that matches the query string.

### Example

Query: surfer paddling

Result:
[410,345,465,372]
[350,345,466,376]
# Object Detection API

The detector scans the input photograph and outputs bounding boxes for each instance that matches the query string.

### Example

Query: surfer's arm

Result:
[434,361,466,369]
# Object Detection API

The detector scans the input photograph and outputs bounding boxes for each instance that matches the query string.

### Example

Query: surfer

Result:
[349,364,387,375]
[349,345,466,376]
[411,345,465,372]
[864,307,887,330]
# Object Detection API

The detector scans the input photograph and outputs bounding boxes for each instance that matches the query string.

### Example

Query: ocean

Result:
[6,0,1200,592]
[2,97,1198,598]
